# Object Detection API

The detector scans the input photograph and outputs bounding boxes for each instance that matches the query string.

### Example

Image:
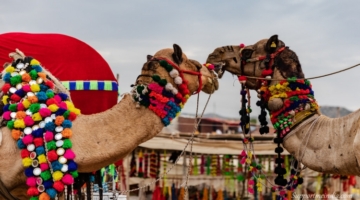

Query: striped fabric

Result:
[61,80,118,92]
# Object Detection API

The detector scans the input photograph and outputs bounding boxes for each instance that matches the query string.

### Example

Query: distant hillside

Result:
[320,106,352,118]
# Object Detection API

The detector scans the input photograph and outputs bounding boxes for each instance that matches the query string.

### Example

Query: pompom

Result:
[45,80,55,89]
[46,90,54,98]
[239,43,245,48]
[44,131,54,142]
[44,122,55,131]
[62,139,72,149]
[22,157,32,167]
[52,171,64,181]
[39,192,50,200]
[32,128,44,138]
[14,119,25,128]
[58,93,68,101]
[165,83,174,91]
[22,135,34,145]
[171,88,178,95]
[30,84,40,92]
[24,116,35,126]
[67,160,77,171]
[21,149,30,158]
[11,129,21,140]
[40,170,52,181]
[68,112,77,121]
[39,108,51,117]
[40,163,49,171]
[62,174,74,185]
[26,177,37,187]
[10,94,21,102]
[45,188,57,199]
[47,150,58,162]
[169,69,179,78]
[9,104,17,112]
[46,141,56,150]
[55,116,65,126]
[63,149,76,160]
[51,161,63,171]
[62,128,72,138]
[17,103,25,111]
[10,75,22,86]
[174,77,182,85]
[32,112,43,122]
[27,187,39,196]
[17,139,26,149]
[24,167,34,177]
[36,91,48,102]
[33,138,44,147]
[29,103,40,113]
[38,154,47,164]
[62,120,72,128]
[2,83,11,93]
[27,95,38,103]
[70,170,78,178]
[46,98,58,106]
[158,79,167,86]
[53,181,65,192]
[2,111,11,120]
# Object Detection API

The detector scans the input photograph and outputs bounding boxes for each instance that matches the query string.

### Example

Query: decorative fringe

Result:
[193,154,198,175]
[211,155,217,176]
[144,152,149,178]
[200,154,205,175]
[216,155,221,176]
[130,151,137,177]
[150,150,157,178]
[156,151,161,178]
[138,150,144,178]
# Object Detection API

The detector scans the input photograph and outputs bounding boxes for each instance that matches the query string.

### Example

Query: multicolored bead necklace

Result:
[131,58,191,126]
[2,57,80,199]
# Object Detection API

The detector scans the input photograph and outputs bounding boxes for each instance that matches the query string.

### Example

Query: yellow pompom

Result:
[5,66,15,73]
[246,158,251,164]
[14,119,25,128]
[184,94,190,99]
[22,157,32,167]
[30,84,40,92]
[30,59,40,65]
[179,103,184,109]
[22,99,31,108]
[38,154,47,164]
[32,113,42,121]
[2,95,9,105]
[176,112,180,117]
[65,101,75,109]
[52,171,63,181]
[48,104,59,112]
[71,108,81,115]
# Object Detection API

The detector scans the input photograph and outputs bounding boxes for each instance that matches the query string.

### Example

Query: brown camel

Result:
[0,44,219,199]
[206,35,360,177]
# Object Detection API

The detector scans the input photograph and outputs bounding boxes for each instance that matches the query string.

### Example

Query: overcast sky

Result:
[1,1,360,119]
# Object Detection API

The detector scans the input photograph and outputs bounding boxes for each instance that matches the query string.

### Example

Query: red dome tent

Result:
[0,32,118,114]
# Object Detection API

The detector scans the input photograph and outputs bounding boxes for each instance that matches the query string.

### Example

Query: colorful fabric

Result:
[2,58,80,199]
[61,80,118,92]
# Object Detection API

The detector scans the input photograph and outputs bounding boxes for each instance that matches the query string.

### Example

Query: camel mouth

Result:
[213,62,226,78]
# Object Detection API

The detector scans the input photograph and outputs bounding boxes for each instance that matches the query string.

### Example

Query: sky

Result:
[1,0,360,119]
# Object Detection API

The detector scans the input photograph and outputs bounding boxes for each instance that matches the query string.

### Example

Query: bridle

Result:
[134,57,203,95]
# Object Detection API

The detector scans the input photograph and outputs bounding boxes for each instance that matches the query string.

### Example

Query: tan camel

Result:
[0,44,219,198]
[206,35,360,176]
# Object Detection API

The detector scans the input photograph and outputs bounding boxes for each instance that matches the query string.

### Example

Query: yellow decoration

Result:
[2,95,9,105]
[52,171,64,181]
[184,94,190,99]
[22,99,31,108]
[30,84,40,92]
[271,41,276,48]
[22,157,32,167]
[30,59,40,65]
[179,103,184,109]
[38,154,47,164]
[71,108,81,115]
[5,66,15,73]
[246,158,251,164]
[32,113,43,121]
[48,104,59,112]
[14,119,25,128]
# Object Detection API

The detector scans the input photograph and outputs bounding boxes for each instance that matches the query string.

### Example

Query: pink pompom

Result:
[62,174,74,185]
[63,149,76,160]
[27,187,39,196]
[22,135,34,145]
[248,179,254,185]
[24,116,35,126]
[22,85,31,92]
[40,163,49,171]
[240,150,247,157]
[26,177,37,187]
[54,95,62,103]
[44,131,54,142]
[3,111,11,120]
[39,108,52,117]
[248,187,254,194]
[239,43,245,48]
[17,103,25,111]
[59,102,67,110]
[279,190,286,196]
[207,64,215,70]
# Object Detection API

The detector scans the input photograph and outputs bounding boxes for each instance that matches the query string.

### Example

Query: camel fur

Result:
[206,35,360,176]
[0,44,218,199]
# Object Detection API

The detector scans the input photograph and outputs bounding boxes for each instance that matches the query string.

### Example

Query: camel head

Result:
[137,44,219,94]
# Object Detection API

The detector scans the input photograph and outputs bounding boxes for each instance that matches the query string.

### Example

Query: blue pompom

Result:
[32,128,44,138]
[55,108,67,116]
[14,89,25,97]
[40,84,49,92]
[46,188,57,199]
[24,167,34,177]
[17,140,26,149]
[58,93,68,101]
[43,180,53,189]
[44,122,55,131]
[62,120,72,128]
[35,146,45,155]
[31,65,43,72]
[36,91,48,102]
[68,160,78,171]
[3,73,11,82]
[3,104,9,112]
[51,161,63,171]
[90,175,95,182]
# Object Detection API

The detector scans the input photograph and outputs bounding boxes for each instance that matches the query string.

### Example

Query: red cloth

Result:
[0,32,118,114]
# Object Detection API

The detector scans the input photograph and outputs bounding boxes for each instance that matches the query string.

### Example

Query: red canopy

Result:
[0,32,118,114]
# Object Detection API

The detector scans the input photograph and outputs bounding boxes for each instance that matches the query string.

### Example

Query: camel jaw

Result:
[213,62,226,78]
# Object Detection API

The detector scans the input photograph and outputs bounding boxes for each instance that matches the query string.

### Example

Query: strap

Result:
[0,178,18,200]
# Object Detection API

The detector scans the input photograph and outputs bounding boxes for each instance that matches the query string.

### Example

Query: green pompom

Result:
[7,121,14,129]
[70,170,79,178]
[10,75,22,86]
[29,70,38,80]
[63,139,72,149]
[260,174,265,179]
[63,110,70,119]
[159,60,168,67]
[165,65,173,72]
[158,79,167,86]
[136,86,145,94]
[237,174,245,182]
[46,90,55,98]
[29,103,40,113]
[30,197,39,200]
[46,141,56,150]
[40,170,52,181]
[9,104,17,112]
[152,75,161,82]
[305,79,310,86]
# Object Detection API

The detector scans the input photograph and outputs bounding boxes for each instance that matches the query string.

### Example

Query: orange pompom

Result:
[27,96,38,103]
[62,128,72,138]
[39,192,50,200]
[11,129,22,140]
[37,72,47,81]
[22,73,32,82]
[16,111,27,119]
[55,116,65,126]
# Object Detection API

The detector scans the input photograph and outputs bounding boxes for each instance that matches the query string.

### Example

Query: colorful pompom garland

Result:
[2,57,80,199]
[131,59,190,126]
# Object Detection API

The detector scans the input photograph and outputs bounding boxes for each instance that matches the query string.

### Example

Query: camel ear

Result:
[147,55,153,61]
[265,35,279,53]
[172,44,183,65]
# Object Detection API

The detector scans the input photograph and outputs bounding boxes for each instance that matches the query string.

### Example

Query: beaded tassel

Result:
[200,154,205,175]
[211,155,217,176]
[150,150,157,178]
[144,152,149,178]
[206,155,211,176]
[138,150,144,178]
[130,151,137,177]
[193,154,199,175]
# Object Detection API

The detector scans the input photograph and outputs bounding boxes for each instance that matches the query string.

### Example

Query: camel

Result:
[0,44,219,199]
[206,35,360,178]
